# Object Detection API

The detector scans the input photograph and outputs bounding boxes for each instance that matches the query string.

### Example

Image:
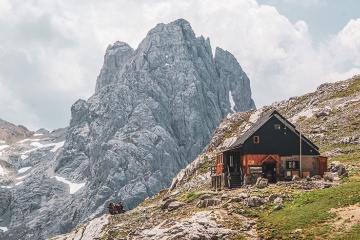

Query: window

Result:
[217,155,223,164]
[274,124,281,130]
[229,155,234,167]
[286,161,299,169]
[253,136,260,144]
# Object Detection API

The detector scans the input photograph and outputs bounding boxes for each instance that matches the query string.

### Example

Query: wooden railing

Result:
[210,166,217,175]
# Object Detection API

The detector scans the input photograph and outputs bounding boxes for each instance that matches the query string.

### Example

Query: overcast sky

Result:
[0,0,359,131]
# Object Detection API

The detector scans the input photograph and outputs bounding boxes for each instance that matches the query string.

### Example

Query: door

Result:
[263,162,276,183]
[318,156,327,177]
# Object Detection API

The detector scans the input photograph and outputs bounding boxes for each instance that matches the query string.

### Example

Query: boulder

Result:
[311,175,321,180]
[239,193,249,199]
[273,197,283,205]
[200,194,212,200]
[246,197,263,207]
[167,201,185,211]
[228,197,241,203]
[255,177,268,187]
[161,198,176,210]
[274,205,282,211]
[267,194,278,202]
[196,198,221,208]
[292,175,300,181]
[328,162,347,176]
[221,194,228,200]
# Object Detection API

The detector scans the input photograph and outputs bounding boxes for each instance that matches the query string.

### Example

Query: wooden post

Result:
[299,123,302,178]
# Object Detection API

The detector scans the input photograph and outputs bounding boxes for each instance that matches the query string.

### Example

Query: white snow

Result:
[0,140,5,144]
[18,138,40,143]
[52,176,85,194]
[33,133,43,136]
[229,91,236,112]
[24,141,65,154]
[0,165,8,176]
[15,181,23,186]
[16,174,29,180]
[20,154,28,160]
[18,167,32,173]
[50,141,65,152]
[0,226,9,232]
[0,145,9,151]
[0,186,12,189]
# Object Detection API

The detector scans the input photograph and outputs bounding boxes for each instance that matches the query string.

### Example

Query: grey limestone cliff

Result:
[1,19,255,240]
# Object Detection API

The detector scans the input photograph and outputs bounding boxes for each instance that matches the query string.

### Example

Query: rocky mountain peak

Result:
[0,19,255,240]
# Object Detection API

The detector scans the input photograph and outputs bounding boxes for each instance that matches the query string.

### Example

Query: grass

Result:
[180,191,208,203]
[333,76,360,98]
[257,176,360,239]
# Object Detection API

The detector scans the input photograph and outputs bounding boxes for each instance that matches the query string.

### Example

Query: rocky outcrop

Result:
[1,19,255,240]
[0,118,33,144]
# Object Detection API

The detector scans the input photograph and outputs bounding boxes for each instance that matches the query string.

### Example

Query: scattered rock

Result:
[274,197,283,205]
[239,193,249,199]
[268,194,278,202]
[161,198,176,210]
[246,196,263,207]
[292,229,302,234]
[221,194,228,200]
[311,175,321,180]
[200,194,212,200]
[228,197,241,203]
[255,177,268,187]
[328,161,348,176]
[274,205,282,211]
[292,175,300,181]
[171,190,180,196]
[196,198,221,208]
[167,201,185,211]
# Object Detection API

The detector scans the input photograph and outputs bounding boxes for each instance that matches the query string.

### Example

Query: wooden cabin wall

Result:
[242,117,319,156]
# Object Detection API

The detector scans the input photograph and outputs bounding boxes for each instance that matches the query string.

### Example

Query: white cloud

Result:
[0,0,359,130]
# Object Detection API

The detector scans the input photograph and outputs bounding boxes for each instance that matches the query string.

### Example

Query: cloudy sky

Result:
[0,0,359,130]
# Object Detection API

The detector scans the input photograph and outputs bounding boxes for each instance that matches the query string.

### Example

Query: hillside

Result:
[50,75,360,240]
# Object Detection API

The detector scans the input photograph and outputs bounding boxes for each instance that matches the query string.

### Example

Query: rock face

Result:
[0,19,255,240]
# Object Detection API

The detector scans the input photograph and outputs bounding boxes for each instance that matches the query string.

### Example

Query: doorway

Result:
[262,162,276,183]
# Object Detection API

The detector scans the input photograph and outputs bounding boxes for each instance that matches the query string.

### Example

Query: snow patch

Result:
[24,141,65,154]
[0,186,12,189]
[0,140,5,144]
[50,141,65,152]
[52,176,85,194]
[19,138,40,143]
[0,145,9,151]
[20,154,28,160]
[18,167,32,173]
[0,165,8,176]
[16,174,29,180]
[33,133,43,136]
[229,91,236,112]
[0,226,9,232]
[15,181,23,186]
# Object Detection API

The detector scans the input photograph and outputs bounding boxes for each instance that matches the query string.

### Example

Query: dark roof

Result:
[230,110,318,151]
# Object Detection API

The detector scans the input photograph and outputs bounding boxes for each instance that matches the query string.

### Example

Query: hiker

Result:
[116,202,124,213]
[107,202,116,214]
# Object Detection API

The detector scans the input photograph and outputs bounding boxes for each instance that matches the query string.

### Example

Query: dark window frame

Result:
[253,136,260,144]
[286,160,300,169]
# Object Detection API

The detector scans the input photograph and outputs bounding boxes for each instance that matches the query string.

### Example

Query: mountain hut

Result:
[211,110,327,189]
